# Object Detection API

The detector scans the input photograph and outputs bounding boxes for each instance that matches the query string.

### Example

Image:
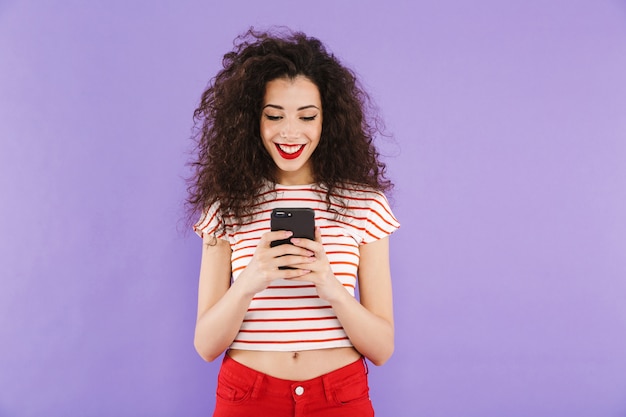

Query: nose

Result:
[280,120,299,140]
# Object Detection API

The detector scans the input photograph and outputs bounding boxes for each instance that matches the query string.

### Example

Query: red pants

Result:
[212,354,375,417]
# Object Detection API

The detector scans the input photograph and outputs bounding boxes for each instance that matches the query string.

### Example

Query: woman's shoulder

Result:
[331,183,400,243]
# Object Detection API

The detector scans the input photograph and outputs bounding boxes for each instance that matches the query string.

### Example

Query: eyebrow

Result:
[263,104,320,111]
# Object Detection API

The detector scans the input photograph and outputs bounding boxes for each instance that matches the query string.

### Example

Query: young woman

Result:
[187,28,400,416]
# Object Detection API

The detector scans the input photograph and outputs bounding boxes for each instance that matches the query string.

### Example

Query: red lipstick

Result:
[276,144,305,160]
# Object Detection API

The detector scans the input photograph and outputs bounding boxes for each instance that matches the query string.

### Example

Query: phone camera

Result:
[274,211,292,218]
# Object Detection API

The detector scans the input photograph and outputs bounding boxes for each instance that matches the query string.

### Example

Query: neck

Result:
[275,169,314,186]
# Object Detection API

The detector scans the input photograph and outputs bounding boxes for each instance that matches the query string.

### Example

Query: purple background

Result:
[1,1,626,416]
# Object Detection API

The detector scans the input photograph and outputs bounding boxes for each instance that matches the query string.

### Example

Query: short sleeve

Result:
[362,192,400,244]
[193,201,227,240]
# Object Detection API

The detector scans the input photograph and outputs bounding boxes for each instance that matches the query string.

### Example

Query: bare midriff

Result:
[227,347,362,381]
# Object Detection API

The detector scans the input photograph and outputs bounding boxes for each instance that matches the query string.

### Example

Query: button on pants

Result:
[212,354,375,417]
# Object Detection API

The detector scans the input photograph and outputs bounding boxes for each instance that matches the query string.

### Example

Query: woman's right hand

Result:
[236,230,316,296]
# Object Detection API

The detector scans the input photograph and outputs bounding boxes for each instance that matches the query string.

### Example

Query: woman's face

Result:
[260,75,322,185]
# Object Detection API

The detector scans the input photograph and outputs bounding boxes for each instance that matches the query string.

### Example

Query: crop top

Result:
[193,183,400,352]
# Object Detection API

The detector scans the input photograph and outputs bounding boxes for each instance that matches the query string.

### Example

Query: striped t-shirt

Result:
[194,183,400,352]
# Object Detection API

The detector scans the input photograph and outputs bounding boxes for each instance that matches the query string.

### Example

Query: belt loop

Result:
[322,373,334,404]
[251,373,264,400]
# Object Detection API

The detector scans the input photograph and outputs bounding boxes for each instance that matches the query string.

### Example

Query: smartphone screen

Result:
[270,208,315,247]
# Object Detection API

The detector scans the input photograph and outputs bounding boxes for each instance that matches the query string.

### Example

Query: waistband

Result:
[219,353,368,401]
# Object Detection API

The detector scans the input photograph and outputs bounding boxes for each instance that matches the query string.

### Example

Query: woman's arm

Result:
[193,235,251,362]
[194,232,315,362]
[331,237,394,365]
[290,231,395,365]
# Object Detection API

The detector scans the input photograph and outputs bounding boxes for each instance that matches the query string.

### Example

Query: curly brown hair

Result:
[187,27,392,223]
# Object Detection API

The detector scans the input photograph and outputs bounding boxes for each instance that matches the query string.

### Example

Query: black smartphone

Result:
[270,208,315,248]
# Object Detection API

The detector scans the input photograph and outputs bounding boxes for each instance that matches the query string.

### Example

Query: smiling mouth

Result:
[275,144,305,160]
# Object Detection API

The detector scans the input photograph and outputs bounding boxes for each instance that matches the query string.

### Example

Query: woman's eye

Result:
[301,115,318,121]
[265,114,282,121]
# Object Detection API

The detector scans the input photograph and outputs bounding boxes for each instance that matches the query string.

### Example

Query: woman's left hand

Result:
[287,227,348,303]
